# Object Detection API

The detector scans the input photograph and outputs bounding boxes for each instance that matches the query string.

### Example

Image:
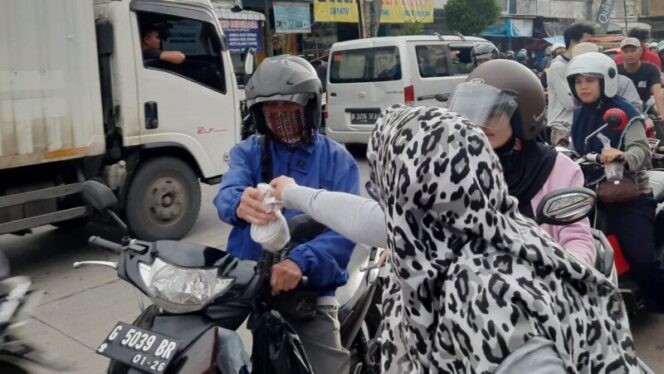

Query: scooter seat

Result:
[648,170,664,203]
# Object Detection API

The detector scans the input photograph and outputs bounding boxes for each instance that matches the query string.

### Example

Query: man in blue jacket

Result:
[214,55,358,374]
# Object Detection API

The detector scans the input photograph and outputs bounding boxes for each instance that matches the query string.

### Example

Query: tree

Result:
[444,0,501,36]
[392,22,425,36]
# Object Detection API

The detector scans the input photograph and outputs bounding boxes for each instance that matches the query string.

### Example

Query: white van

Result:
[325,35,491,144]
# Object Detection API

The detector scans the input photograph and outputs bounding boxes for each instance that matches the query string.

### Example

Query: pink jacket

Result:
[531,154,597,266]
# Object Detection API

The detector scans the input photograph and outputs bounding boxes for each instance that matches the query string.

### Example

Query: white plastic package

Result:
[250,183,290,253]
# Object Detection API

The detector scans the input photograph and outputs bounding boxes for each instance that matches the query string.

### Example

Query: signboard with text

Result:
[220,19,262,53]
[314,0,433,23]
[274,3,312,33]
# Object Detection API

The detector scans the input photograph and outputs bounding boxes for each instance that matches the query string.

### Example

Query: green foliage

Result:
[391,22,425,36]
[444,0,501,36]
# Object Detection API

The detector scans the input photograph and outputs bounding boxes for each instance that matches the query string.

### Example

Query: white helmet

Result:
[566,52,618,100]
[648,41,658,50]
[551,43,565,52]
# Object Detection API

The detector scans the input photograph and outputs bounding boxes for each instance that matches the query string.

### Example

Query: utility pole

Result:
[263,0,273,55]
[585,0,594,21]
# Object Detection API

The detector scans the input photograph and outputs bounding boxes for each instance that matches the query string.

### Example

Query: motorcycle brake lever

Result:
[73,261,118,270]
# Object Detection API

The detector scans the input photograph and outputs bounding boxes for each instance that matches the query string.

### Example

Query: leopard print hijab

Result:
[367,105,643,373]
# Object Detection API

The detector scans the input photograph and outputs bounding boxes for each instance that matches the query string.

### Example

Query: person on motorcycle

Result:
[658,41,664,71]
[471,43,498,67]
[269,106,650,372]
[214,55,359,374]
[617,37,664,117]
[566,51,664,312]
[447,59,597,265]
[571,42,643,111]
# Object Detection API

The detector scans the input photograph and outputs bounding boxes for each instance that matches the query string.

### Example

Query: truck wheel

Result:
[126,157,201,241]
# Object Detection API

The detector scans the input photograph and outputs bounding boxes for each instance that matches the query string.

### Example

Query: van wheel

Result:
[126,157,201,241]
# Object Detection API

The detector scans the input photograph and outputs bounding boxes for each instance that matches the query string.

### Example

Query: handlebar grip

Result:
[88,236,123,254]
[615,155,625,163]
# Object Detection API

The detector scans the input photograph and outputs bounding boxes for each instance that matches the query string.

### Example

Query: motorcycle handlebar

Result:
[88,236,123,254]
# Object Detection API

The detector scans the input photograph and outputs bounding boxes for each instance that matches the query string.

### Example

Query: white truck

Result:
[0,0,248,240]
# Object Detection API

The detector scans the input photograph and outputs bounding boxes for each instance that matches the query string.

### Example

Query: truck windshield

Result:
[330,47,401,83]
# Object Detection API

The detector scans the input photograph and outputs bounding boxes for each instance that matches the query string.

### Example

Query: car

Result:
[325,35,490,144]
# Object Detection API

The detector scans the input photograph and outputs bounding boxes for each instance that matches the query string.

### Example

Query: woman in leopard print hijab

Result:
[367,105,647,373]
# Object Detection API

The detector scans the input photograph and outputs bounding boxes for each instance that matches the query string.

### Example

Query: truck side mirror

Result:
[244,48,257,76]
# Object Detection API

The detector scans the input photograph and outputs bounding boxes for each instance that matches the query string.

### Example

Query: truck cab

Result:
[0,0,246,240]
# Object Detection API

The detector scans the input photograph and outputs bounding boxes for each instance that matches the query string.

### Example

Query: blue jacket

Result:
[214,133,360,296]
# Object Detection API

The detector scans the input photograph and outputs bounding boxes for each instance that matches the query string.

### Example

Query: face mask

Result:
[263,105,306,145]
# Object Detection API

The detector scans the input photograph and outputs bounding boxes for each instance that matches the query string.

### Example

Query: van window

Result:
[330,47,401,83]
[449,45,475,75]
[415,45,450,78]
[137,12,226,93]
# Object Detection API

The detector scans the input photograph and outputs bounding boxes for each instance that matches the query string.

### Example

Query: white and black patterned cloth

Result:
[367,105,644,373]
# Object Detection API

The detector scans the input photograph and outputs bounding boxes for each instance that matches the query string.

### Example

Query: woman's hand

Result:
[600,147,625,164]
[270,176,297,200]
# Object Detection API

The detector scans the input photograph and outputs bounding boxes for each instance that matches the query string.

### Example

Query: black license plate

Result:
[97,322,180,374]
[350,111,380,124]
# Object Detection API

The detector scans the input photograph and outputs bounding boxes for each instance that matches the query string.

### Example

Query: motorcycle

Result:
[0,269,69,373]
[74,180,384,373]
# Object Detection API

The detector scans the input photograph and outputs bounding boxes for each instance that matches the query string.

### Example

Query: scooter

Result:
[74,180,384,373]
[568,109,664,315]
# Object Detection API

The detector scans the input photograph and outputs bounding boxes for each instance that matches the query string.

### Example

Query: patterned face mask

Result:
[262,103,306,145]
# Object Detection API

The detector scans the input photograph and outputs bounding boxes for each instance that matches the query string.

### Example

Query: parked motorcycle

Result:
[75,180,384,373]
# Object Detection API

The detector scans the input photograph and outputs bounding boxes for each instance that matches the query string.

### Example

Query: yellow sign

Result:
[381,0,434,23]
[313,0,433,23]
[314,1,359,23]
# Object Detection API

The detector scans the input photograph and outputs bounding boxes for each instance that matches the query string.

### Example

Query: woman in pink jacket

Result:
[449,60,596,266]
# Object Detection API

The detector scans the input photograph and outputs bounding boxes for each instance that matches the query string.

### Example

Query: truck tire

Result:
[126,157,201,241]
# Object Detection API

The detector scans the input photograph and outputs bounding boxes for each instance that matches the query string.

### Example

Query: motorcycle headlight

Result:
[144,259,234,314]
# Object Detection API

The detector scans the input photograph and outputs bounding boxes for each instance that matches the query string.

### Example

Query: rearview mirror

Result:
[535,187,595,226]
[82,180,118,212]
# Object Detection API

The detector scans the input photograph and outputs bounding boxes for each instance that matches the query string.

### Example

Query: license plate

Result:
[97,322,180,374]
[350,111,380,124]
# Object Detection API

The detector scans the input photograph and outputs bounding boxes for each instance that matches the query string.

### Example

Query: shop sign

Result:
[274,2,312,33]
[220,19,263,53]
[314,0,433,23]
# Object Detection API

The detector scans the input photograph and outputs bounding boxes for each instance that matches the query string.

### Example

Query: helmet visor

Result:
[448,82,518,129]
[247,93,313,109]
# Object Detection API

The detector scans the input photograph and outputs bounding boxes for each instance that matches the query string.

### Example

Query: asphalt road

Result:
[1,153,663,373]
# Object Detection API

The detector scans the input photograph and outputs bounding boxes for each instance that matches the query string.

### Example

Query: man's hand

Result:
[269,176,297,200]
[600,147,625,164]
[270,259,303,295]
[236,187,277,225]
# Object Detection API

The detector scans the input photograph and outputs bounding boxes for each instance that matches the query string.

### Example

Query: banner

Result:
[596,0,616,33]
[381,0,434,23]
[314,0,433,23]
[274,2,312,33]
[314,0,360,23]
[220,19,262,53]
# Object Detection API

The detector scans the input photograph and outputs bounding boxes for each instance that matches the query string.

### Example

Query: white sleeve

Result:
[547,62,575,110]
[282,185,388,248]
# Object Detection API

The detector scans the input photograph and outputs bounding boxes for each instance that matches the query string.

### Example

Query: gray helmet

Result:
[245,55,323,142]
[471,43,499,65]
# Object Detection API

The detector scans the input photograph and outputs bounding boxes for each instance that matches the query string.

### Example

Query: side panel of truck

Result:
[0,0,105,170]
